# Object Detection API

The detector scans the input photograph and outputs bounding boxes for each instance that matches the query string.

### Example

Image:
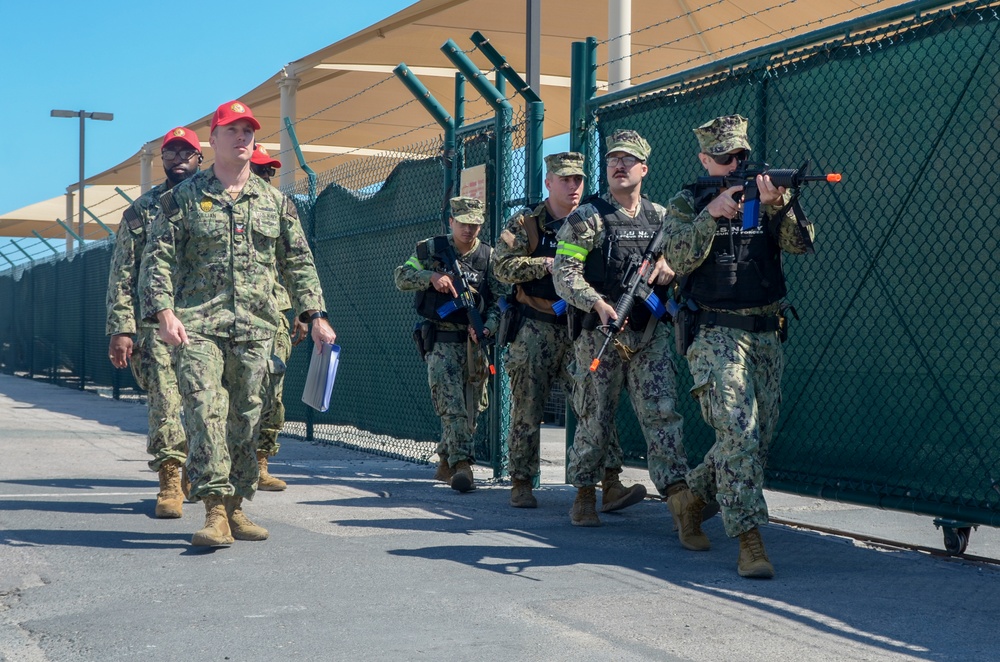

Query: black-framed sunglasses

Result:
[708,150,748,166]
[162,148,198,162]
[254,166,277,178]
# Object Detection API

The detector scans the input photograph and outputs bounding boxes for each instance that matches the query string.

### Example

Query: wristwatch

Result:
[299,310,329,324]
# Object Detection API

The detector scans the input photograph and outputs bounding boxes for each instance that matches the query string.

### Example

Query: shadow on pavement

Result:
[0,529,190,551]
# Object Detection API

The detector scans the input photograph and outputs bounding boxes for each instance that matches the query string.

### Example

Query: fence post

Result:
[82,206,115,237]
[282,117,318,205]
[454,73,466,208]
[8,240,35,267]
[439,41,517,477]
[393,64,456,231]
[31,232,61,256]
[56,218,84,251]
[114,187,134,204]
[471,31,544,208]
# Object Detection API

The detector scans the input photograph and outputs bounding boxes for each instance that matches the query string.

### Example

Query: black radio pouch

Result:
[496,302,521,347]
[674,303,699,357]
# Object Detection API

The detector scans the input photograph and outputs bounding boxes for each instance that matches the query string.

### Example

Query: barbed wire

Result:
[256,73,398,144]
[306,118,441,170]
[614,0,898,85]
[598,0,730,46]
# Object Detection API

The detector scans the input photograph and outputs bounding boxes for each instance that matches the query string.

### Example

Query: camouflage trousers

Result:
[566,322,688,492]
[174,332,270,502]
[257,314,292,457]
[504,316,629,480]
[684,324,784,538]
[504,317,572,481]
[130,327,186,471]
[426,338,488,465]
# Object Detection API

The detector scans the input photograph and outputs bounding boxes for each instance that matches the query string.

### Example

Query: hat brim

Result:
[605,144,647,160]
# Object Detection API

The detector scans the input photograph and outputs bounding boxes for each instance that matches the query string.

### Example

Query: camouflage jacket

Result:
[393,234,507,335]
[661,187,815,315]
[139,166,325,341]
[493,202,553,285]
[552,191,668,313]
[105,181,169,335]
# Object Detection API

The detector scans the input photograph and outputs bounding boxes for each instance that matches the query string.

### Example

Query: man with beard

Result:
[106,126,202,518]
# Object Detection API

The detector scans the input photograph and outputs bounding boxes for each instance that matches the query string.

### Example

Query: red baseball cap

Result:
[251,144,281,168]
[160,126,201,152]
[210,100,261,133]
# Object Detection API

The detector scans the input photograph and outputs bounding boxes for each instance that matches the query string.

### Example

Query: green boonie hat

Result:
[605,129,651,161]
[544,152,586,177]
[693,114,752,156]
[449,196,485,225]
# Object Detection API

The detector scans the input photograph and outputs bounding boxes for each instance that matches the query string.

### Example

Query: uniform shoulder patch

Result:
[283,195,298,220]
[568,209,589,235]
[122,205,143,231]
[159,190,180,218]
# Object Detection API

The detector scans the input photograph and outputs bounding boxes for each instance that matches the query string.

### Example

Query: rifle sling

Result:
[772,191,815,255]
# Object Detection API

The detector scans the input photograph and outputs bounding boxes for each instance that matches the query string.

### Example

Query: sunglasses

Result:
[253,165,277,178]
[707,150,747,166]
[162,148,198,162]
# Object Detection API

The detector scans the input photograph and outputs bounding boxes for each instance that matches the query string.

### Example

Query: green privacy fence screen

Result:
[578,0,999,525]
[0,242,144,400]
[279,111,525,475]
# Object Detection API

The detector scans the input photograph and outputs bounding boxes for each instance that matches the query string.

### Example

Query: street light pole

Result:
[51,109,114,252]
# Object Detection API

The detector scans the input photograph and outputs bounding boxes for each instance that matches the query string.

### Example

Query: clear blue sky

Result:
[0,0,415,217]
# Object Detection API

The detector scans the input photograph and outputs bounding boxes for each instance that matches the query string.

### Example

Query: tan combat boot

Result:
[600,468,647,513]
[666,487,711,551]
[510,478,538,508]
[257,451,287,491]
[180,464,192,501]
[570,486,601,527]
[433,456,454,483]
[665,482,720,530]
[738,527,774,579]
[450,461,475,493]
[191,496,234,547]
[155,460,184,519]
[225,496,269,541]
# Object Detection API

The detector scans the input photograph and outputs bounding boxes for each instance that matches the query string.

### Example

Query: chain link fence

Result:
[583,0,1000,524]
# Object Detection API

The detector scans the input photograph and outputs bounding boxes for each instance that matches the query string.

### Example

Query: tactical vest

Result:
[413,236,492,324]
[682,186,787,309]
[518,204,562,302]
[580,196,669,329]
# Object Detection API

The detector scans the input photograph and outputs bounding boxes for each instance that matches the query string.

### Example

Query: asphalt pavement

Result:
[1,372,999,661]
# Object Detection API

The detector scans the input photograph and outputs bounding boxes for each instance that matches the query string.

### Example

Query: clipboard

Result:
[301,342,340,412]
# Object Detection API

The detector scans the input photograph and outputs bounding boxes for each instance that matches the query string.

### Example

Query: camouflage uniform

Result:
[139,166,325,502]
[494,153,629,484]
[553,191,688,493]
[105,180,186,471]
[257,283,292,457]
[662,114,815,539]
[494,202,574,482]
[393,199,506,468]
